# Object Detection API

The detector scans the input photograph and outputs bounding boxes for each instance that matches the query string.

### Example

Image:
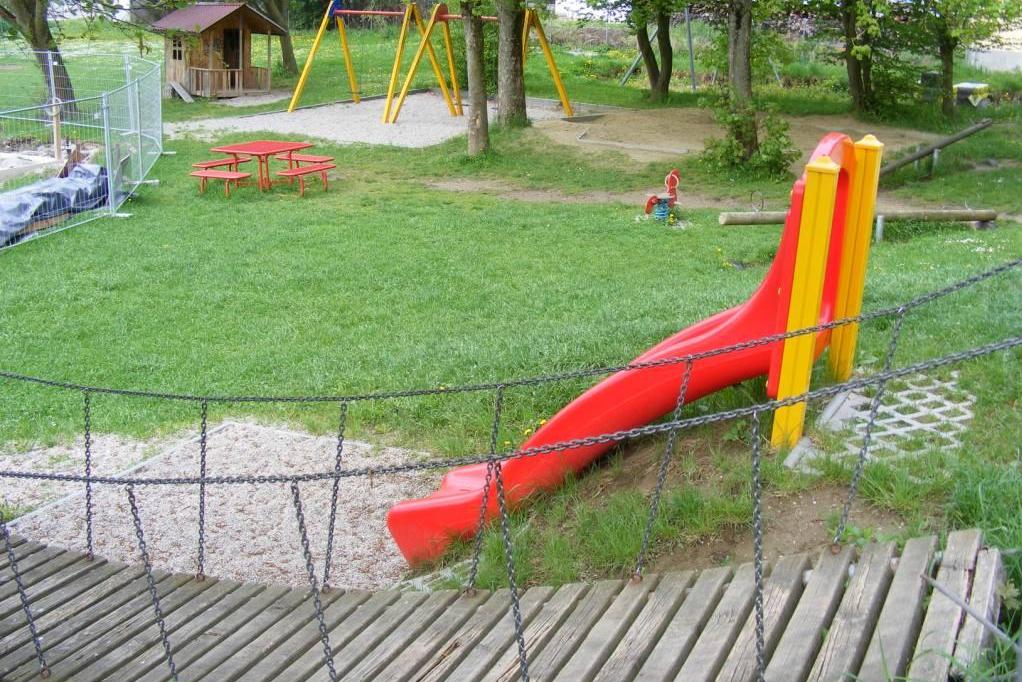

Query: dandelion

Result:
[539,419,547,426]
[524,428,532,436]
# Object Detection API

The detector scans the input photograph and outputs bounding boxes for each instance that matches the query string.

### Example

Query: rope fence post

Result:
[834,307,908,546]
[83,389,94,560]
[196,400,208,581]
[466,385,504,595]
[323,401,349,592]
[126,485,178,681]
[493,459,529,682]
[634,360,693,580]
[290,480,337,682]
[750,410,766,682]
[1,513,49,678]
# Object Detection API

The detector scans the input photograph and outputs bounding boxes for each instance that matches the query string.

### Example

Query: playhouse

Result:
[151,3,286,99]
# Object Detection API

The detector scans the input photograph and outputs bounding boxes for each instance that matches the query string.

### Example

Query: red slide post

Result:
[388,134,856,566]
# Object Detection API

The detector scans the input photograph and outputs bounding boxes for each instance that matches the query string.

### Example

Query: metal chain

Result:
[0,336,1018,489]
[750,410,765,682]
[493,460,529,682]
[126,485,178,681]
[83,389,94,560]
[0,259,1014,406]
[323,401,349,591]
[834,309,907,544]
[634,360,693,580]
[289,480,337,681]
[467,386,504,593]
[1,513,49,678]
[196,400,208,580]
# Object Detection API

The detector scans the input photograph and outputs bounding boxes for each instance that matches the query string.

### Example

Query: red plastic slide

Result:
[387,134,855,566]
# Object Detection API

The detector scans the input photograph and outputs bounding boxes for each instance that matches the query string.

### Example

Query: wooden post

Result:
[207,34,214,97]
[267,32,272,93]
[51,105,62,165]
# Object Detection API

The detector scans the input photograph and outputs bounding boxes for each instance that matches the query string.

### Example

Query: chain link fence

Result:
[0,48,162,251]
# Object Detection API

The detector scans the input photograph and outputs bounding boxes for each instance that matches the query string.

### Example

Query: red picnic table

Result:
[209,140,314,191]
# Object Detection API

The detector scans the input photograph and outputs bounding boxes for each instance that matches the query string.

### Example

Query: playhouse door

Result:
[223,29,241,70]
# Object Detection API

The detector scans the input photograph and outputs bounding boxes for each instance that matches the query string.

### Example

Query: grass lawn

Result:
[3,22,1022,673]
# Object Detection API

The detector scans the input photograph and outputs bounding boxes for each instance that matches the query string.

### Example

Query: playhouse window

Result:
[171,37,183,61]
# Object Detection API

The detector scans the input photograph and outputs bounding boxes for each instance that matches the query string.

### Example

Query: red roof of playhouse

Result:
[151,3,285,35]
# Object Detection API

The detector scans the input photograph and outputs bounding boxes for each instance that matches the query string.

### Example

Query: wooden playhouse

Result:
[151,3,286,100]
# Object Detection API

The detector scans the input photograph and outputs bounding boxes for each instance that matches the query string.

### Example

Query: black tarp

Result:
[0,163,109,247]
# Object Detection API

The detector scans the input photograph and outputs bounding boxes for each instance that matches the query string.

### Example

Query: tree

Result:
[634,0,674,101]
[495,0,527,126]
[919,0,1022,116]
[251,0,298,76]
[725,0,757,157]
[0,0,75,101]
[463,0,491,154]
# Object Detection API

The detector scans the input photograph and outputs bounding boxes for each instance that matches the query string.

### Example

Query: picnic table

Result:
[209,140,314,191]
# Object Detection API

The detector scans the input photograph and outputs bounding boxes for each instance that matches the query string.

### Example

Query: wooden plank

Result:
[148,584,290,680]
[954,547,1004,675]
[907,529,983,681]
[808,541,897,682]
[555,576,660,682]
[634,565,731,681]
[168,80,195,103]
[0,556,104,620]
[188,586,351,680]
[33,576,216,680]
[594,572,695,682]
[114,583,268,681]
[764,546,854,682]
[486,583,589,682]
[70,578,243,681]
[0,567,153,675]
[858,536,937,680]
[0,543,64,583]
[0,560,126,639]
[677,562,761,682]
[439,585,557,682]
[175,586,311,681]
[523,580,625,682]
[719,553,812,682]
[3,573,189,681]
[340,590,461,680]
[0,546,73,600]
[414,589,517,682]
[372,589,494,681]
[0,537,39,572]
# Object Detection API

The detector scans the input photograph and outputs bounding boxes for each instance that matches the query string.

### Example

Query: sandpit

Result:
[4,421,441,590]
[167,91,570,147]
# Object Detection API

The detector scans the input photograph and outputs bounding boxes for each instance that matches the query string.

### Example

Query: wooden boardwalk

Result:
[0,529,1003,681]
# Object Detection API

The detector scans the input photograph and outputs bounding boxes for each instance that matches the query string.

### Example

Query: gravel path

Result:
[6,421,440,590]
[167,92,567,147]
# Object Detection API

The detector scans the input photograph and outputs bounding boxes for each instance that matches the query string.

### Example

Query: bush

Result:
[700,88,799,178]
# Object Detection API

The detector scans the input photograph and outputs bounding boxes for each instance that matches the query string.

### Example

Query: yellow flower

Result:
[539,419,547,426]
[524,428,532,436]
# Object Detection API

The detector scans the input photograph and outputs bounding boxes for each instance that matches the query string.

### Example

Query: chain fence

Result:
[0,48,162,251]
[0,258,1019,680]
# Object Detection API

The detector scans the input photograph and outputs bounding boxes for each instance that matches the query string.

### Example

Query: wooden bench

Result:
[274,152,335,169]
[192,157,251,172]
[190,169,251,197]
[275,163,335,197]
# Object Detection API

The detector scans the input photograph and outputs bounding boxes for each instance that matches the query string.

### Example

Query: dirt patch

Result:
[535,108,941,166]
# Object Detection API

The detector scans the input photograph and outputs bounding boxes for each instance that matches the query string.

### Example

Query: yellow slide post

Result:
[829,136,884,381]
[770,156,842,450]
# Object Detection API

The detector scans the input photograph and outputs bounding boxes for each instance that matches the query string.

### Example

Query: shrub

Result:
[700,88,799,178]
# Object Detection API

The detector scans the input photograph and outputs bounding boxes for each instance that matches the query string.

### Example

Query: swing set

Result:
[287,0,574,123]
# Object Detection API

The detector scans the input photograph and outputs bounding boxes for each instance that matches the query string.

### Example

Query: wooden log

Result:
[718,208,998,226]
[879,118,993,176]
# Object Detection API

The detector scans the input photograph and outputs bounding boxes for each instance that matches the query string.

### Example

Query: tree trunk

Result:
[495,0,526,127]
[636,23,660,91]
[463,1,490,155]
[840,0,865,113]
[938,31,956,117]
[727,0,757,158]
[651,10,672,100]
[258,0,298,76]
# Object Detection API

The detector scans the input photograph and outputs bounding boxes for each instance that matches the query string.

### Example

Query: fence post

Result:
[124,55,143,183]
[101,93,116,215]
[770,155,841,450]
[828,135,884,382]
